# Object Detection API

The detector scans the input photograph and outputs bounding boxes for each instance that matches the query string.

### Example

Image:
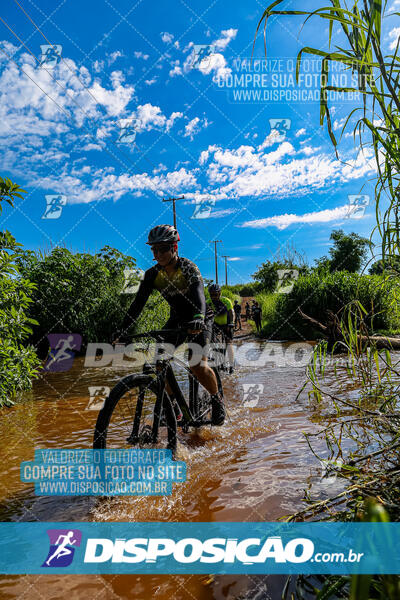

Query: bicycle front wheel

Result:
[93,374,177,450]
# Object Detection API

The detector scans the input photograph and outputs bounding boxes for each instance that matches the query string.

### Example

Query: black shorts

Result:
[156,311,214,365]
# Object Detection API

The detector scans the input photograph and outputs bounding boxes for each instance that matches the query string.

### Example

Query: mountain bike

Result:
[209,323,234,372]
[93,328,223,453]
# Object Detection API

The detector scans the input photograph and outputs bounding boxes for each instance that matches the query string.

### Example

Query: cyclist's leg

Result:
[187,316,218,395]
[157,317,181,398]
[221,324,235,370]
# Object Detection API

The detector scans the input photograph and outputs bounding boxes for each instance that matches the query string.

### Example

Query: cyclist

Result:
[252,301,263,333]
[245,302,251,321]
[115,224,225,425]
[233,300,242,331]
[207,284,235,374]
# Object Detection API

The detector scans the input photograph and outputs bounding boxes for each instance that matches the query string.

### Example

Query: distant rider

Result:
[233,300,242,331]
[207,284,235,374]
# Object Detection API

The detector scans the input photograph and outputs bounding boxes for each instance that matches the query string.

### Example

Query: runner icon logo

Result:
[242,383,264,407]
[276,269,299,294]
[122,268,144,294]
[86,386,110,411]
[191,198,216,219]
[42,529,82,567]
[39,45,62,68]
[269,118,291,142]
[192,45,215,69]
[118,120,137,144]
[44,334,82,372]
[346,194,369,219]
[42,195,67,220]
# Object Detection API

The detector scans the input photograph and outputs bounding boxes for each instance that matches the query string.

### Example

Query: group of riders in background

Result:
[234,299,263,332]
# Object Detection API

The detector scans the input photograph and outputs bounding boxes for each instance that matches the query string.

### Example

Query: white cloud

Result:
[258,130,286,150]
[107,51,123,65]
[82,142,102,151]
[295,128,306,137]
[27,166,198,204]
[198,141,376,203]
[134,51,149,60]
[166,111,183,131]
[93,60,104,73]
[299,146,320,156]
[183,29,238,81]
[130,103,182,132]
[169,60,182,77]
[240,205,355,230]
[333,117,347,131]
[161,32,174,44]
[0,43,136,139]
[214,29,238,51]
[184,117,210,140]
[388,27,400,50]
[145,77,157,85]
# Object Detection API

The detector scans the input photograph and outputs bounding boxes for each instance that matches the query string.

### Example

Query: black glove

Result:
[187,318,205,332]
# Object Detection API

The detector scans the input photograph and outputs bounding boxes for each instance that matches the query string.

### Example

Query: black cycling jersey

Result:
[120,256,206,332]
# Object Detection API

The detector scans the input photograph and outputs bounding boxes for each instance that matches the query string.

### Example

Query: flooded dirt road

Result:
[0,338,347,599]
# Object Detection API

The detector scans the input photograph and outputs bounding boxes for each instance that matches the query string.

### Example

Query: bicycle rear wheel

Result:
[93,374,177,450]
[210,326,228,372]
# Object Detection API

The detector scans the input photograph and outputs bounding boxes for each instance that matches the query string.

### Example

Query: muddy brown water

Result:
[0,339,351,599]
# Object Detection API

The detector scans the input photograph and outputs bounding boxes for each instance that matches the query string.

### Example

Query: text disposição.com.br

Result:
[83,536,364,565]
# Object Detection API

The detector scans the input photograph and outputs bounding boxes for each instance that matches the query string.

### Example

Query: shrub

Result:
[238,285,256,297]
[16,245,169,349]
[260,271,399,340]
[0,179,40,406]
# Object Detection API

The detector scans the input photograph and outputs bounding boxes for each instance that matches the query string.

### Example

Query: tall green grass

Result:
[257,272,399,340]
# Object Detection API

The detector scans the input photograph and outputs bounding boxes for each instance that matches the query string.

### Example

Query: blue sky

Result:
[1,0,399,283]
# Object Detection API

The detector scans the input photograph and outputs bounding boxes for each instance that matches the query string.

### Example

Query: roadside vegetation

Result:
[247,231,400,339]
[0,179,41,407]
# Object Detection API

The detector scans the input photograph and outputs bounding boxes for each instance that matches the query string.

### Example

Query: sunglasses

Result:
[151,244,173,255]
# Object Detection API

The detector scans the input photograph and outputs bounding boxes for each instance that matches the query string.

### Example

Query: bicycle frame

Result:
[124,329,215,442]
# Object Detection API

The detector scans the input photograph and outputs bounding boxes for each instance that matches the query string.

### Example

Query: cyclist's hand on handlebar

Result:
[187,318,205,334]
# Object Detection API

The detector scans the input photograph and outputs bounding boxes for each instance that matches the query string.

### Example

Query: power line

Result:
[221,255,230,286]
[162,196,184,229]
[209,240,222,284]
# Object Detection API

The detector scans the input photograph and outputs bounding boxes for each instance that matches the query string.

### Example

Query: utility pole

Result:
[209,240,222,284]
[162,195,184,229]
[221,255,229,286]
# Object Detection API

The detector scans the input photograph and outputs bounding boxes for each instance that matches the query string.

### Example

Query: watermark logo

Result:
[242,383,264,407]
[39,45,62,68]
[346,194,369,219]
[269,118,291,142]
[122,268,144,294]
[191,198,216,219]
[86,386,110,411]
[42,195,67,220]
[42,529,82,567]
[44,334,82,372]
[117,120,137,144]
[276,269,299,294]
[192,44,215,69]
[319,457,344,485]
[216,58,363,104]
